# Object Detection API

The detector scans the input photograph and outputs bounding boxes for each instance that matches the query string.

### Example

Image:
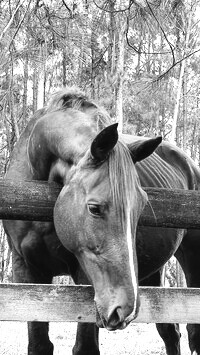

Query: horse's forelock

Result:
[108,141,148,235]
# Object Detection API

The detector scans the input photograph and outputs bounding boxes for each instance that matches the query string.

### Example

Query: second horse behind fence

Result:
[3,87,200,355]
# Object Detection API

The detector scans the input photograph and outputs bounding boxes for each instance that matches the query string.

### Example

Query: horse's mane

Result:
[108,140,147,234]
[45,87,111,130]
[46,87,96,111]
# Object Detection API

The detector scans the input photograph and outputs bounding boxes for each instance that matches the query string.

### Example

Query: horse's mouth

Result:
[95,306,133,331]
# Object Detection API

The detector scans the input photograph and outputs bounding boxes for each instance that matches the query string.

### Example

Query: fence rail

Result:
[0,283,199,324]
[1,179,200,324]
[1,179,200,228]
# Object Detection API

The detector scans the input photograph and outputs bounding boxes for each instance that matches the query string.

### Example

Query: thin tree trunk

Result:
[136,29,142,76]
[33,67,38,113]
[9,47,20,145]
[170,4,193,143]
[37,44,45,109]
[107,0,116,75]
[115,21,126,133]
[191,120,197,159]
[22,52,28,124]
[182,72,187,151]
[91,13,96,99]
[171,61,186,143]
[62,24,67,87]
[62,48,67,87]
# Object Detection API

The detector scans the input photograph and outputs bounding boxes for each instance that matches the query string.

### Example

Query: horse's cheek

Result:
[54,195,77,252]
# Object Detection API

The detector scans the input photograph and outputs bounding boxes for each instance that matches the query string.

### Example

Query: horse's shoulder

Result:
[19,108,46,143]
[5,109,46,179]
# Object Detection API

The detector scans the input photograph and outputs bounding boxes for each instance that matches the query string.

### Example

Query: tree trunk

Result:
[171,61,185,143]
[115,20,126,133]
[22,52,28,125]
[62,48,67,87]
[107,0,116,75]
[62,24,67,87]
[170,3,193,144]
[33,67,38,113]
[37,43,46,109]
[9,47,20,146]
[182,72,188,151]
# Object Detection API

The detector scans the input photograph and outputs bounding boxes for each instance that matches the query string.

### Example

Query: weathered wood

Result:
[0,179,200,228]
[0,179,60,222]
[141,187,200,229]
[0,284,200,323]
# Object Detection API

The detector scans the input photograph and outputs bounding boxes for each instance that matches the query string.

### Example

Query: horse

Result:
[2,87,200,355]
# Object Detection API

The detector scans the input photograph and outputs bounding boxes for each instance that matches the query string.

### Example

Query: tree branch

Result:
[145,0,176,66]
[93,0,130,13]
[62,0,73,18]
[8,0,32,49]
[0,0,24,42]
[154,47,200,82]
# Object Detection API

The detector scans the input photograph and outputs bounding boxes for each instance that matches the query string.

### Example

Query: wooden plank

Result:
[0,284,200,323]
[141,187,200,229]
[0,179,60,221]
[1,179,200,228]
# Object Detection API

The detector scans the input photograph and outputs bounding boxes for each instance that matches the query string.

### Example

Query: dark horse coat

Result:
[3,88,200,355]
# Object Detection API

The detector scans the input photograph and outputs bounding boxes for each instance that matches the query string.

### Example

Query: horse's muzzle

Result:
[95,303,139,331]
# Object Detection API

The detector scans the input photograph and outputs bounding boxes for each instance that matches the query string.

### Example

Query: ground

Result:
[0,322,189,354]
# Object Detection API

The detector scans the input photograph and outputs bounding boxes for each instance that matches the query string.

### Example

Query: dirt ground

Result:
[0,321,189,354]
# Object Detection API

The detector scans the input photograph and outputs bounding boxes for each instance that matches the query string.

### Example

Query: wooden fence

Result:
[1,179,200,324]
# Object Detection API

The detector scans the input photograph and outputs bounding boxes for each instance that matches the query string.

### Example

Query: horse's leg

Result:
[176,234,200,355]
[187,325,200,355]
[72,267,100,355]
[140,272,181,355]
[27,322,53,355]
[12,247,54,355]
[72,324,100,355]
[156,323,181,355]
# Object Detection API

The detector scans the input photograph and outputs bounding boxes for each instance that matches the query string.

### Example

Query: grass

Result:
[0,322,189,354]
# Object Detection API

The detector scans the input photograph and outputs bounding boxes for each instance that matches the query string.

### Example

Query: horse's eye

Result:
[88,204,101,216]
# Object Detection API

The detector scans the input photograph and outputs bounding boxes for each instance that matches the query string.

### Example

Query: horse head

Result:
[54,123,161,331]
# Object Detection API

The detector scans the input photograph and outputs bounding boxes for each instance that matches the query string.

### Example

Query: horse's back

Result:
[123,134,200,190]
[123,135,200,282]
[155,141,200,190]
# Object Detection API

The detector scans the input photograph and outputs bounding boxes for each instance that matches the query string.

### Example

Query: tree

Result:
[170,0,197,144]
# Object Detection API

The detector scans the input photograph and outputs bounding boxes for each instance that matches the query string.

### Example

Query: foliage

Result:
[0,0,199,149]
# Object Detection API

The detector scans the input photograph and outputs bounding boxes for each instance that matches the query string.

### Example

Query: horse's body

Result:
[3,88,200,355]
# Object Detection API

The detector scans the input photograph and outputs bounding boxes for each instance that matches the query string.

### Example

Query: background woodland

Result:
[0,0,199,282]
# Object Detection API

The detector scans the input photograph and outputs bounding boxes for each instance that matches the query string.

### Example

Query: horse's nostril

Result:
[107,306,124,329]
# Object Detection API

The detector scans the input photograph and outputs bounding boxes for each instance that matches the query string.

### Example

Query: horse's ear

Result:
[128,136,162,163]
[91,123,118,162]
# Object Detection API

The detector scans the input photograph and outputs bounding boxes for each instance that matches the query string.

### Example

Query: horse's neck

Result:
[28,109,96,180]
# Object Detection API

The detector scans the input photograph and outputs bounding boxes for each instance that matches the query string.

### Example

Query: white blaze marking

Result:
[126,209,138,316]
[192,352,198,355]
